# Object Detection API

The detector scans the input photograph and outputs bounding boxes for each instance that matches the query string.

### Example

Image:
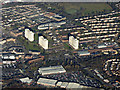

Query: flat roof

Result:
[66,82,80,88]
[20,77,32,84]
[37,78,57,86]
[78,50,90,55]
[56,81,62,86]
[60,82,68,88]
[38,65,66,75]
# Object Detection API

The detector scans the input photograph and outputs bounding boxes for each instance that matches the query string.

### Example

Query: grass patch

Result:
[18,36,42,52]
[66,8,77,14]
[59,2,112,16]
[64,43,72,50]
[35,33,38,42]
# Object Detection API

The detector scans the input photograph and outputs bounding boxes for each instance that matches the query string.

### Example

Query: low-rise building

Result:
[28,56,44,64]
[60,82,69,88]
[2,53,16,64]
[38,65,66,75]
[66,82,80,89]
[10,30,23,37]
[2,53,16,60]
[20,77,32,85]
[12,49,24,55]
[6,37,16,42]
[97,44,107,48]
[29,50,40,55]
[37,78,57,87]
[78,50,90,56]
[56,81,62,87]
[0,39,6,45]
[24,54,33,59]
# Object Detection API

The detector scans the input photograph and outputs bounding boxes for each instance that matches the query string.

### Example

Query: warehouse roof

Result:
[97,44,107,48]
[78,50,90,55]
[60,82,68,88]
[56,81,62,87]
[78,85,91,88]
[20,77,32,84]
[66,82,80,88]
[2,53,16,60]
[38,65,66,75]
[37,78,57,87]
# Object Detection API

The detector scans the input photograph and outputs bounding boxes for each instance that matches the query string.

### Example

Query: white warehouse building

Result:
[39,36,48,49]
[38,65,66,75]
[69,36,79,49]
[25,28,34,42]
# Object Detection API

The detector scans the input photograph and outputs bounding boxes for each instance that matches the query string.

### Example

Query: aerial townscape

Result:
[1,2,120,89]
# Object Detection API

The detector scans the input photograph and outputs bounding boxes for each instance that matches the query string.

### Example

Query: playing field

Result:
[59,2,112,15]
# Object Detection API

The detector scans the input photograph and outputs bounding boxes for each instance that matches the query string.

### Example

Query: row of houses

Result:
[3,4,66,30]
[0,37,16,45]
[104,59,120,77]
[44,12,66,21]
[75,11,120,22]
[72,11,120,44]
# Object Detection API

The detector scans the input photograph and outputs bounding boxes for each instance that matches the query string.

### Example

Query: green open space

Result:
[64,43,72,50]
[66,8,77,15]
[61,2,112,15]
[34,33,39,42]
[43,2,113,19]
[47,37,54,48]
[18,36,43,53]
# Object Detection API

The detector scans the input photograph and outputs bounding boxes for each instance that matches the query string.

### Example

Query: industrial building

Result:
[37,78,57,87]
[2,53,16,64]
[97,44,107,48]
[2,53,16,60]
[78,50,90,56]
[39,36,48,49]
[25,28,34,42]
[56,82,92,89]
[69,36,79,49]
[36,77,93,89]
[56,81,62,87]
[20,77,32,84]
[66,82,80,88]
[2,61,16,64]
[38,65,66,75]
[60,82,69,88]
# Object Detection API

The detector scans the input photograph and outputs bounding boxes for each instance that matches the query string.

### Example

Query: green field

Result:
[18,36,43,52]
[35,33,39,42]
[59,2,112,16]
[64,43,72,50]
